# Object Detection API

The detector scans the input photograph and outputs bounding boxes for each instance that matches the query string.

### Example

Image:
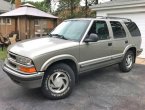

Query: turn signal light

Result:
[19,66,36,73]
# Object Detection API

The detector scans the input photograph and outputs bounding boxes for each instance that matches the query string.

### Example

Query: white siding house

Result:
[90,0,145,58]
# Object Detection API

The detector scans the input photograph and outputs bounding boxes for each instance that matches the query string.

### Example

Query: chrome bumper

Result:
[3,64,44,88]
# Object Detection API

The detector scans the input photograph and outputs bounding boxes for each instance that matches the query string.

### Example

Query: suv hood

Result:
[8,37,79,58]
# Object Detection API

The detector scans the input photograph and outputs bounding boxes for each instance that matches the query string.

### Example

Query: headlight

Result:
[16,56,33,66]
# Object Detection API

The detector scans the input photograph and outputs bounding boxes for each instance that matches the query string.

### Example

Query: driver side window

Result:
[88,21,109,40]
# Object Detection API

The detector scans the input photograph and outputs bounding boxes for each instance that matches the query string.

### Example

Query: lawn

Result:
[0,48,7,60]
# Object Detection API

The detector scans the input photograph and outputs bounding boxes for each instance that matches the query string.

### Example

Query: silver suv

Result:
[3,17,143,99]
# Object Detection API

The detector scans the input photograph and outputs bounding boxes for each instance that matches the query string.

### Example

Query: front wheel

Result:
[119,51,135,72]
[41,63,75,100]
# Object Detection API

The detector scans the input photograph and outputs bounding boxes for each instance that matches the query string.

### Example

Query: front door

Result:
[79,20,113,72]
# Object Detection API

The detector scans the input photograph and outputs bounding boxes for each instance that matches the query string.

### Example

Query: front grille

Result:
[7,52,17,69]
[6,52,35,75]
[8,60,17,68]
[9,53,16,60]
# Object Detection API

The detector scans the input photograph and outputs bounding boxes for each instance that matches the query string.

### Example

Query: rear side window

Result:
[125,22,141,37]
[110,21,126,38]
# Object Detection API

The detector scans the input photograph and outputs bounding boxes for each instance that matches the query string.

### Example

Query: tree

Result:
[4,0,14,4]
[57,0,80,18]
[22,1,50,12]
[44,0,51,12]
[89,0,98,5]
[85,0,99,17]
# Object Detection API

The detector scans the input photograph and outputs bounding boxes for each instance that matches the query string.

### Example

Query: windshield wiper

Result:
[49,34,68,40]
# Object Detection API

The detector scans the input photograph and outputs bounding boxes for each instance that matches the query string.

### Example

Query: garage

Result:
[90,0,145,58]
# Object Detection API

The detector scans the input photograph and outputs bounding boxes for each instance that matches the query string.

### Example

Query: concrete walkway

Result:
[136,57,145,65]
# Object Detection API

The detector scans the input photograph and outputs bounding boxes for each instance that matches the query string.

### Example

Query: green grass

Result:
[0,47,7,60]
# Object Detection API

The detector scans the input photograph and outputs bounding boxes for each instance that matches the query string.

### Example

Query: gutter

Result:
[90,0,145,11]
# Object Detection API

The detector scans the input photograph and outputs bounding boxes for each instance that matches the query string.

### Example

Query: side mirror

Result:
[84,33,99,43]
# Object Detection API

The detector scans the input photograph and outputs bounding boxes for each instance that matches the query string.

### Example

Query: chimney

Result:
[15,0,21,8]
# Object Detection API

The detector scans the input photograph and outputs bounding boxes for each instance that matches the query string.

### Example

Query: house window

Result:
[6,18,11,24]
[2,19,6,24]
[1,18,11,25]
[35,19,39,26]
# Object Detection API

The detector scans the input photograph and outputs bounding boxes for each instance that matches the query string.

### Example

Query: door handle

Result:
[125,40,128,44]
[108,43,112,46]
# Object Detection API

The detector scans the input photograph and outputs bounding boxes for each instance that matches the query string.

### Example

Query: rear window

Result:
[125,22,141,37]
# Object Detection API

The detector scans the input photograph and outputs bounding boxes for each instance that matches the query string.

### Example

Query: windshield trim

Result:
[80,20,94,43]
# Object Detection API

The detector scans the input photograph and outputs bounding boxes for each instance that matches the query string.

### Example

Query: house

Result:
[0,0,15,37]
[0,3,58,40]
[90,0,145,58]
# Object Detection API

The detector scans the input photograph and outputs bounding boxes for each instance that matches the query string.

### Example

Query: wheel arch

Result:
[40,55,79,81]
[123,45,136,63]
[128,47,136,63]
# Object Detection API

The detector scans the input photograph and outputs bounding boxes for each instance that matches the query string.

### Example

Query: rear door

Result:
[125,22,142,56]
[108,13,145,48]
[110,21,129,59]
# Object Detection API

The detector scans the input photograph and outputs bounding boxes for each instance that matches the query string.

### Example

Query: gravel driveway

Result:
[0,59,145,110]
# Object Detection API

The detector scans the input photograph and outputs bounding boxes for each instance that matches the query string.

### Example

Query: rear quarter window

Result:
[125,22,141,37]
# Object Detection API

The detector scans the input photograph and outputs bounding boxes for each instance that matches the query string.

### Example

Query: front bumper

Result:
[3,64,44,88]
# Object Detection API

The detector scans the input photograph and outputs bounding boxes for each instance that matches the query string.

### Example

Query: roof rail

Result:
[96,16,132,22]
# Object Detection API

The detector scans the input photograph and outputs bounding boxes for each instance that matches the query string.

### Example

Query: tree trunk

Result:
[95,0,98,4]
[85,0,88,17]
[70,0,73,17]
[45,0,51,12]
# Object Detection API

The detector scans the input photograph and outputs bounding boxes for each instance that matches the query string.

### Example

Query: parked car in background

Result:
[3,17,142,99]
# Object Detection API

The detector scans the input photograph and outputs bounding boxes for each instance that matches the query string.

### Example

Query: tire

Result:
[41,63,75,100]
[119,50,135,72]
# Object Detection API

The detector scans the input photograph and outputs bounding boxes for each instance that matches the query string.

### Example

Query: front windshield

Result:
[50,20,91,41]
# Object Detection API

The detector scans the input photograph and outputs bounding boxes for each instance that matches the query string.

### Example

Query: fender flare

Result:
[40,54,79,72]
[123,44,136,56]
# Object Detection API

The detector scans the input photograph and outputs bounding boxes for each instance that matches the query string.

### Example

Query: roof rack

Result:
[96,16,132,22]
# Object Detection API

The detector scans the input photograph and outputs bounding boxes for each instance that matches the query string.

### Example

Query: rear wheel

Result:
[41,63,75,100]
[119,50,135,72]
